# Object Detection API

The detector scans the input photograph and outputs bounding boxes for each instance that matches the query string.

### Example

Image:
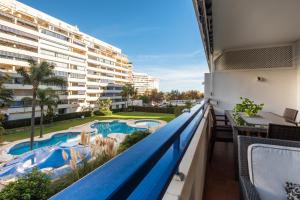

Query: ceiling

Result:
[212,0,300,54]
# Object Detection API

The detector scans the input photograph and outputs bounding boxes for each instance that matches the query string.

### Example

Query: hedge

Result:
[3,111,92,129]
[128,106,178,114]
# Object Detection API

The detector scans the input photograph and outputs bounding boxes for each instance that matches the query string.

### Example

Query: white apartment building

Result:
[132,72,159,95]
[0,0,133,120]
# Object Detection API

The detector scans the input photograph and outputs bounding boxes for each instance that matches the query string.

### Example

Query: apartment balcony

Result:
[86,89,101,94]
[0,57,29,68]
[67,94,86,99]
[86,81,100,86]
[86,96,99,101]
[0,45,38,58]
[67,77,86,83]
[86,73,101,79]
[3,83,62,91]
[0,18,40,38]
[0,32,39,47]
[103,89,122,93]
[99,95,122,100]
[66,86,86,91]
[39,43,87,60]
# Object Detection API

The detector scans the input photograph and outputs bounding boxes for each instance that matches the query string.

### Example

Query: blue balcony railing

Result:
[51,100,208,200]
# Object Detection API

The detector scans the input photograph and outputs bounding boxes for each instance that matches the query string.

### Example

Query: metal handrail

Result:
[51,100,208,200]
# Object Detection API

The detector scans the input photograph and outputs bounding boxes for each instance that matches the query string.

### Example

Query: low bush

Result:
[3,111,92,130]
[117,130,151,153]
[53,111,91,122]
[93,110,105,116]
[112,108,123,113]
[129,106,175,114]
[174,106,185,117]
[0,168,51,200]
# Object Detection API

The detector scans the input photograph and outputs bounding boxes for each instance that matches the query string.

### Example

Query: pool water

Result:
[8,132,80,155]
[0,146,90,180]
[1,121,151,180]
[91,121,147,137]
[135,120,161,127]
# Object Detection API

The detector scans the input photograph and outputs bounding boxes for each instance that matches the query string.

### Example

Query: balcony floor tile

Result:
[204,142,239,200]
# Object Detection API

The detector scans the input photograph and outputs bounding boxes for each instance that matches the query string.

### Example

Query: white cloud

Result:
[134,65,209,92]
[132,49,209,92]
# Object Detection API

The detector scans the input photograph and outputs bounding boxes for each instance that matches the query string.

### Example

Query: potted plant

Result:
[233,97,264,117]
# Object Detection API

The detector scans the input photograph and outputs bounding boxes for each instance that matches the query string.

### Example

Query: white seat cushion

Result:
[248,144,300,200]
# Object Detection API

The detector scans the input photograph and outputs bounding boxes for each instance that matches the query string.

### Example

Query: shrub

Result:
[174,106,185,117]
[93,110,105,116]
[0,168,50,200]
[3,111,92,129]
[130,106,175,114]
[117,131,150,153]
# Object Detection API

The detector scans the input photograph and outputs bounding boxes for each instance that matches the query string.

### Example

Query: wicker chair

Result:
[283,108,298,122]
[268,123,300,141]
[209,106,233,161]
[238,136,300,200]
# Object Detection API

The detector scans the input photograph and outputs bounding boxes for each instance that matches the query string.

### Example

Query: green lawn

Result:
[3,112,175,142]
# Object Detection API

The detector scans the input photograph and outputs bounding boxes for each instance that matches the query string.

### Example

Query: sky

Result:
[19,0,208,92]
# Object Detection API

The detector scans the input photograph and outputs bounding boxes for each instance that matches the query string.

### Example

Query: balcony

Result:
[43,0,300,199]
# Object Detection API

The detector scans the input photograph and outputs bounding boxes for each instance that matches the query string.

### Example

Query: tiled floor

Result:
[203,142,240,200]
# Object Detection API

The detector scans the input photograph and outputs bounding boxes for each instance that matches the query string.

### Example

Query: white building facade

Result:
[132,72,159,95]
[0,0,133,120]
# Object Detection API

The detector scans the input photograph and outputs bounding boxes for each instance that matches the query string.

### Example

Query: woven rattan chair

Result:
[238,136,300,200]
[283,108,298,122]
[209,106,233,161]
[268,123,300,141]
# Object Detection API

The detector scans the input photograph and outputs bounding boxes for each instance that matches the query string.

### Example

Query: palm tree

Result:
[22,88,59,138]
[0,74,14,107]
[17,60,66,150]
[120,84,135,109]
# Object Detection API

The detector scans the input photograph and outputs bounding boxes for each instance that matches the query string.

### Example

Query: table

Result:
[225,110,295,179]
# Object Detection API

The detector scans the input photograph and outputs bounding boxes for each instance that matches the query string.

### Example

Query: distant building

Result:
[0,0,133,120]
[133,72,159,95]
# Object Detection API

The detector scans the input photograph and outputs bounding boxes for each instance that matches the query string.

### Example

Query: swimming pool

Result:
[135,120,161,127]
[0,145,90,180]
[91,121,147,137]
[8,132,80,155]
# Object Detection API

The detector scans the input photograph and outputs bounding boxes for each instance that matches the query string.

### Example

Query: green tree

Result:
[121,84,135,108]
[17,60,66,150]
[167,90,180,100]
[0,74,14,107]
[149,89,164,104]
[185,100,193,110]
[117,131,150,153]
[139,95,150,104]
[97,98,112,115]
[22,88,59,138]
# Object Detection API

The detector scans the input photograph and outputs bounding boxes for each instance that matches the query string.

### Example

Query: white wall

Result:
[204,73,211,99]
[211,69,297,115]
[296,40,300,116]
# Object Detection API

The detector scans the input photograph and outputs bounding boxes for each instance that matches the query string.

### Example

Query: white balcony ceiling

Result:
[212,0,300,53]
